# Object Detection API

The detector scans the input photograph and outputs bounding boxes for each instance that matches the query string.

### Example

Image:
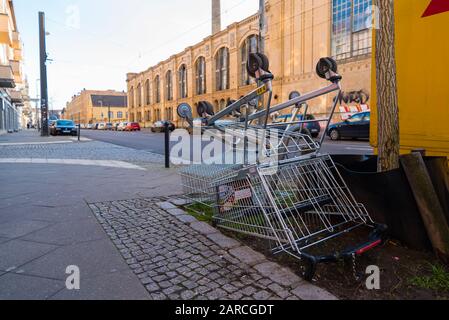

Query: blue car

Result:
[273,114,321,138]
[50,120,78,136]
[327,112,370,141]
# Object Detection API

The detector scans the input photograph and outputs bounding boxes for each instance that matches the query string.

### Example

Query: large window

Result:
[145,80,150,105]
[154,76,161,103]
[240,35,258,86]
[178,64,188,99]
[166,71,173,101]
[137,83,142,107]
[332,0,372,60]
[165,107,173,121]
[195,57,206,95]
[215,47,230,91]
[129,87,134,108]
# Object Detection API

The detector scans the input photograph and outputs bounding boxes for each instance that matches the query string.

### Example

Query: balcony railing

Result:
[0,14,12,45]
[0,64,15,88]
[9,60,22,84]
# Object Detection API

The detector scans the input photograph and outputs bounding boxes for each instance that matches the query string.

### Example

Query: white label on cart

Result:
[234,188,252,201]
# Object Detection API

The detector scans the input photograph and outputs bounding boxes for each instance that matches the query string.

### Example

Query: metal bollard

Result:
[164,122,170,169]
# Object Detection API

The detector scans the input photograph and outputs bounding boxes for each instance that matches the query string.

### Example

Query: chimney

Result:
[212,0,221,35]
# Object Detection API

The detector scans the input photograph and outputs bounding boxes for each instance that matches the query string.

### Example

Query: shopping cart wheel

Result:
[316,57,338,79]
[302,257,317,282]
[247,53,270,78]
[177,103,193,119]
[197,101,214,116]
[289,91,301,100]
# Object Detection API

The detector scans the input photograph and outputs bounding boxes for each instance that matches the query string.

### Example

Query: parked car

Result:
[327,112,370,141]
[50,120,78,136]
[117,122,128,131]
[124,122,141,132]
[92,123,99,130]
[272,114,321,138]
[151,121,176,133]
[97,123,107,130]
[105,123,114,131]
[86,124,93,130]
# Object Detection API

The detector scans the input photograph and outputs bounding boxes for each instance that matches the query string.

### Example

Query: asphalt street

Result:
[81,129,374,157]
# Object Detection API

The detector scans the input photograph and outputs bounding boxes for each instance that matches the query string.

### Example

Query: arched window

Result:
[240,35,259,86]
[215,47,229,91]
[154,76,160,103]
[129,87,134,108]
[178,64,188,99]
[137,83,142,107]
[166,107,173,121]
[219,99,226,111]
[166,71,173,101]
[195,57,206,95]
[145,80,150,105]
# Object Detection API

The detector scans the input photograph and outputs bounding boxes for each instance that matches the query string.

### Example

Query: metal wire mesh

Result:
[212,155,374,254]
[179,164,242,205]
[214,123,320,162]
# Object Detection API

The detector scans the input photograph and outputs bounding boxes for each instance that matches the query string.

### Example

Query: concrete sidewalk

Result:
[0,131,182,299]
[0,130,336,300]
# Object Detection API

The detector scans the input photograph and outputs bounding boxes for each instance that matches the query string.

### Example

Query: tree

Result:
[375,0,400,172]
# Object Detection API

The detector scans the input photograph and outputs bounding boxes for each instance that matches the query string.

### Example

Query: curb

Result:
[159,200,339,301]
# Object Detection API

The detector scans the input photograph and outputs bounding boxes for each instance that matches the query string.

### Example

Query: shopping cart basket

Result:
[213,155,386,280]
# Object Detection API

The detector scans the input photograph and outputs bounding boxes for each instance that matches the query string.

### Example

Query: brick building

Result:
[126,0,373,128]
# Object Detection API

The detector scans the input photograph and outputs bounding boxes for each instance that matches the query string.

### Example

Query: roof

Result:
[91,95,127,107]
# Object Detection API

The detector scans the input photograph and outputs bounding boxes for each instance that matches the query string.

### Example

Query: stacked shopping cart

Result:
[178,56,386,280]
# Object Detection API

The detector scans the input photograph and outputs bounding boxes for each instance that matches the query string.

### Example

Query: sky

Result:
[14,0,259,110]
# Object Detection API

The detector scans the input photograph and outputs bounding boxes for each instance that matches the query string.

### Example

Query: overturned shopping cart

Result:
[178,56,387,280]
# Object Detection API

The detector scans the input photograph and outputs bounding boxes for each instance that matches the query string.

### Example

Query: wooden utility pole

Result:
[375,0,400,172]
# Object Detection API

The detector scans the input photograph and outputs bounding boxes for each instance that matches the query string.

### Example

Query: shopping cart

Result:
[177,56,386,280]
[212,156,386,280]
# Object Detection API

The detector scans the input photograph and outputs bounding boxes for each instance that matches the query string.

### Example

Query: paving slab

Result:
[0,273,64,300]
[190,222,219,236]
[254,262,303,287]
[51,270,150,300]
[158,202,177,210]
[19,238,131,280]
[176,215,198,224]
[291,283,338,300]
[229,246,267,267]
[207,233,241,250]
[170,198,191,206]
[167,208,188,217]
[0,239,58,272]
[20,219,107,246]
[0,220,51,238]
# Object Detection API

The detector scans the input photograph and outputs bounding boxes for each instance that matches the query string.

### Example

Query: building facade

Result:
[126,0,373,128]
[64,89,128,125]
[0,0,26,134]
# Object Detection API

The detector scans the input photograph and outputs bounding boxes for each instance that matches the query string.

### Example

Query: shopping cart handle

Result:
[341,224,388,258]
[301,224,388,264]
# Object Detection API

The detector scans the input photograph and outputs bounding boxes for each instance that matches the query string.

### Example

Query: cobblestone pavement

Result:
[89,198,337,301]
[0,140,163,166]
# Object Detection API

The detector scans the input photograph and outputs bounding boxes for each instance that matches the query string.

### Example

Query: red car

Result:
[124,122,141,132]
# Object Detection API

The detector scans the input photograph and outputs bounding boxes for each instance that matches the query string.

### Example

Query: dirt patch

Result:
[222,229,449,300]
[182,203,449,300]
